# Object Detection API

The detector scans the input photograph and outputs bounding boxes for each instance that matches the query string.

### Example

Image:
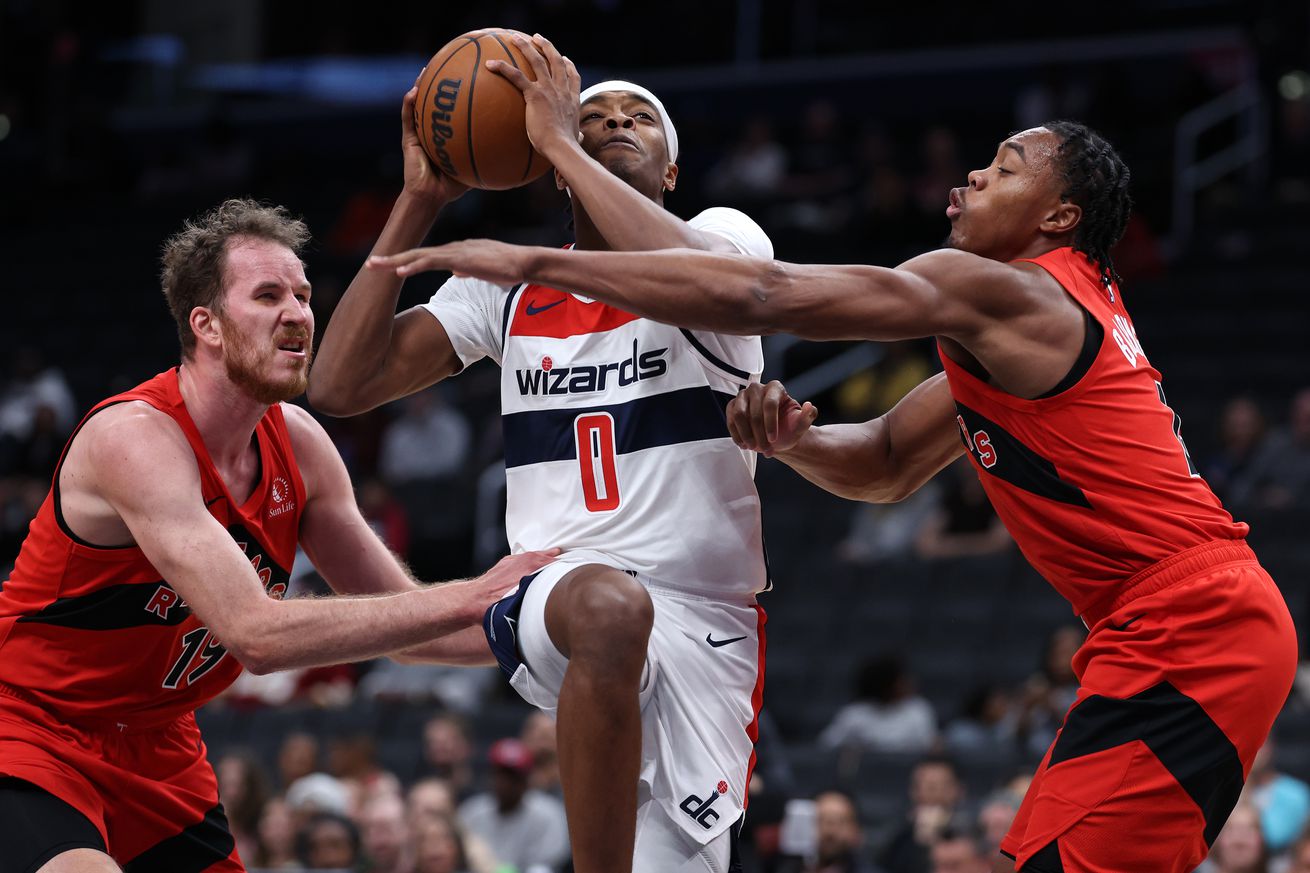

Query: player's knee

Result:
[552,569,653,668]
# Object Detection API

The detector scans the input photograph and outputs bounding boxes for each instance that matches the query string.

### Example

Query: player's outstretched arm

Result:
[81,404,554,673]
[488,33,735,254]
[730,374,963,503]
[285,406,548,665]
[308,84,468,417]
[368,243,1022,343]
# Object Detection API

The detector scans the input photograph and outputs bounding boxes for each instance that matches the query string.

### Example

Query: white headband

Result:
[579,79,678,164]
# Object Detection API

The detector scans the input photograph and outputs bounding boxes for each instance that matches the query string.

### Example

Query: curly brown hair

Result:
[160,199,311,358]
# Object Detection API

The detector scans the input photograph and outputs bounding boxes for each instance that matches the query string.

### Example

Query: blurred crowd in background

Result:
[4,2,1310,872]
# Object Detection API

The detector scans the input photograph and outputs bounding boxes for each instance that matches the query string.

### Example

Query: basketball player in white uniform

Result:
[310,34,770,873]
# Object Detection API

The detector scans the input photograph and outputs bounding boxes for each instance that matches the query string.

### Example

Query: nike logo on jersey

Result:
[1109,615,1142,632]
[525,298,565,316]
[514,339,668,396]
[706,633,747,648]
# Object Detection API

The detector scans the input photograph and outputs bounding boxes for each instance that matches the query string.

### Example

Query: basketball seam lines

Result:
[466,37,484,188]
[487,30,537,185]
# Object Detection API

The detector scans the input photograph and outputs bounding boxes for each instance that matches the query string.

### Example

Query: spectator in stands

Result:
[520,710,562,796]
[328,733,401,811]
[928,830,991,873]
[254,796,301,869]
[421,714,476,799]
[878,755,970,873]
[409,780,499,873]
[707,117,787,205]
[1230,387,1310,510]
[360,790,414,873]
[1246,738,1310,854]
[412,813,477,873]
[297,811,363,871]
[0,346,77,441]
[1016,626,1083,757]
[358,476,411,557]
[279,731,322,791]
[216,751,271,865]
[1197,802,1270,873]
[819,654,938,754]
[942,684,1017,756]
[378,386,471,484]
[809,790,881,873]
[408,778,457,824]
[914,458,1011,560]
[778,99,856,232]
[1202,396,1268,503]
[286,772,353,823]
[457,738,570,872]
[974,789,1023,855]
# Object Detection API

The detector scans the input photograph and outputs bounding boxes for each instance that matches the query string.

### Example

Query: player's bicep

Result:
[363,307,462,408]
[87,412,273,646]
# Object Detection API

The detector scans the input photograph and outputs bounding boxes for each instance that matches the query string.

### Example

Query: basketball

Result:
[413,29,553,190]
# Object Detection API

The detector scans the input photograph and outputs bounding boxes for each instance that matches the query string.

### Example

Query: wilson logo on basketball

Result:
[427,78,463,177]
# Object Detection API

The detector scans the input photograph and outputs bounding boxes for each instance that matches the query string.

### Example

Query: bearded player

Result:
[0,200,553,873]
[312,34,771,873]
[371,122,1299,873]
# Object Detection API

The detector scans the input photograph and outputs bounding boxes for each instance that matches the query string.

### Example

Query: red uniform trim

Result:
[742,603,767,807]
[508,283,641,339]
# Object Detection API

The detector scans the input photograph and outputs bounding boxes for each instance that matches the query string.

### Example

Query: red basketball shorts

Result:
[1002,540,1299,873]
[0,684,243,871]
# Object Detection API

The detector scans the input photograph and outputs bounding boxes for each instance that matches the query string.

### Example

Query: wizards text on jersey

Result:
[514,339,669,396]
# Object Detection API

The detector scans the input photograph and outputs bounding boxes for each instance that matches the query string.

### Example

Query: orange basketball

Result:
[413,29,553,190]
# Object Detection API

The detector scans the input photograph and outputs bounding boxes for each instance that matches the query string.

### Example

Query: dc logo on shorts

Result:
[679,780,729,829]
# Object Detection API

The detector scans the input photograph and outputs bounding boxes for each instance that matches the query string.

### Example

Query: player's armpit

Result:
[284,405,423,596]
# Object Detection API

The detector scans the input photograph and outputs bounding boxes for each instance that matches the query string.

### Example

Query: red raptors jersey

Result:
[939,247,1246,618]
[0,368,304,728]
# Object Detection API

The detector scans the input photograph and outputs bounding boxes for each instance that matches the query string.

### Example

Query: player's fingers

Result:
[746,386,771,452]
[761,381,785,444]
[802,401,819,425]
[532,33,564,76]
[401,86,418,132]
[725,393,749,448]
[511,32,551,80]
[562,55,580,90]
[486,59,531,91]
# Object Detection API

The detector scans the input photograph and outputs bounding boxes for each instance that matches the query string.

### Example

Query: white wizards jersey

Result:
[423,208,771,596]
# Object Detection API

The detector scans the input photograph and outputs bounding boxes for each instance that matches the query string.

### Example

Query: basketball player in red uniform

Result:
[369,121,1299,873]
[0,199,554,873]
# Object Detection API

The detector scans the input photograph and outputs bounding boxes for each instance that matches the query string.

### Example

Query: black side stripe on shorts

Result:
[123,803,236,873]
[1048,681,1244,847]
[1021,838,1065,872]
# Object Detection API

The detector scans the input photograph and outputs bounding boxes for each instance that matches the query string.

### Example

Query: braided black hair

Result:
[1041,121,1132,288]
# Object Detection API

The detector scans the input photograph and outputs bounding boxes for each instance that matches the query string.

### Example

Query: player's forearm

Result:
[309,192,443,412]
[548,143,714,252]
[233,583,477,674]
[523,246,777,334]
[771,421,908,503]
[520,248,935,341]
[394,624,495,666]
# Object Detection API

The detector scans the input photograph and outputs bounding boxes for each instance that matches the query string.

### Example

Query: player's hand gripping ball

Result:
[413,28,553,190]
